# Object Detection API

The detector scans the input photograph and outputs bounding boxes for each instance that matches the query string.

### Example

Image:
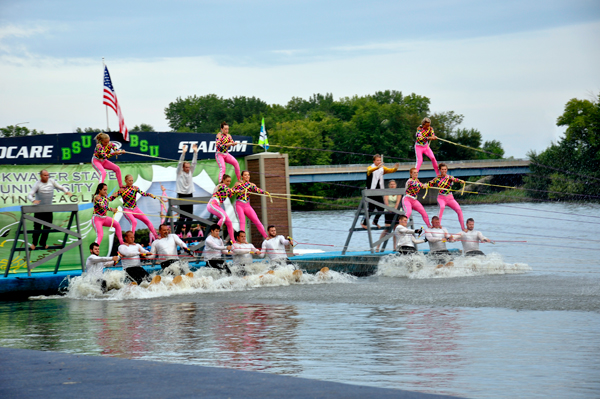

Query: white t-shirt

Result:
[203,235,228,260]
[118,243,149,269]
[28,179,68,205]
[452,230,489,253]
[394,225,425,249]
[260,236,290,260]
[176,151,198,195]
[86,255,114,278]
[231,242,259,266]
[425,227,449,252]
[150,234,187,260]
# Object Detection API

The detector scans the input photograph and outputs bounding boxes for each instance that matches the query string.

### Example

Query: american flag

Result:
[103,65,129,141]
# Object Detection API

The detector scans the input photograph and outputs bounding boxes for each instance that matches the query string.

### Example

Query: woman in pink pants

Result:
[92,183,123,246]
[427,163,466,231]
[232,170,269,239]
[414,117,439,175]
[91,133,125,187]
[117,175,163,241]
[403,168,431,228]
[207,174,237,243]
[215,122,242,182]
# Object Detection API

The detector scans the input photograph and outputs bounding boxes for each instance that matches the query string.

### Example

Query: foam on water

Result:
[376,252,531,279]
[33,260,356,301]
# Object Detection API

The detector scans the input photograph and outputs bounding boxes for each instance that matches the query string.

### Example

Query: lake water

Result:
[1,202,599,398]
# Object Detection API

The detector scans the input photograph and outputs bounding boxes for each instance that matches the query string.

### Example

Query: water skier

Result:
[232,170,269,239]
[27,169,72,250]
[449,218,492,256]
[414,117,439,175]
[118,231,152,285]
[216,121,242,182]
[403,168,431,228]
[425,216,452,258]
[117,174,163,241]
[259,225,292,264]
[86,242,119,293]
[92,183,124,246]
[207,174,237,243]
[427,163,467,231]
[361,154,399,229]
[203,224,232,274]
[149,223,192,274]
[92,133,125,187]
[176,143,198,235]
[394,215,426,255]
[231,230,261,268]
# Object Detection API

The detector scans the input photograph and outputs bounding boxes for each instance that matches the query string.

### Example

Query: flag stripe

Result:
[103,65,129,141]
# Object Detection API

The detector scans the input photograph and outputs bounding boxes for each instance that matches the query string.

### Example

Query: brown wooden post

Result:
[244,152,293,253]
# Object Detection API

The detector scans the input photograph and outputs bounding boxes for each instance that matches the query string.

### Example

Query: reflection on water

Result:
[0,299,599,398]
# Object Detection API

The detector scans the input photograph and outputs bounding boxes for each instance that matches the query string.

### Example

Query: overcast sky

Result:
[1,0,599,158]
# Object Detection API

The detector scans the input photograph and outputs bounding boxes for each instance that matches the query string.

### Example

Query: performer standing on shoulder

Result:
[216,121,242,182]
[414,117,439,175]
[427,163,466,231]
[361,154,399,229]
[207,174,237,243]
[117,174,163,241]
[176,143,198,235]
[403,168,431,228]
[92,183,124,246]
[232,170,269,239]
[27,169,72,250]
[92,133,125,187]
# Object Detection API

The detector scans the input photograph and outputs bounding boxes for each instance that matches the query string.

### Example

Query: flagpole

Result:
[102,58,109,132]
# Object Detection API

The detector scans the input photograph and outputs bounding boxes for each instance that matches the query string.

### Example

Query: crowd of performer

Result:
[26,118,494,287]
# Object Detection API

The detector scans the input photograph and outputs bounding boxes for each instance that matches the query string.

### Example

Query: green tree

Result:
[269,117,336,166]
[131,123,155,132]
[0,125,44,138]
[481,140,505,158]
[525,94,600,199]
[74,127,102,133]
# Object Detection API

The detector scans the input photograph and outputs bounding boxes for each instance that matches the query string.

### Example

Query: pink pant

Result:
[402,196,431,228]
[92,157,123,187]
[437,193,465,230]
[122,206,158,240]
[414,144,439,175]
[92,215,124,245]
[216,152,241,182]
[207,199,236,243]
[236,201,267,239]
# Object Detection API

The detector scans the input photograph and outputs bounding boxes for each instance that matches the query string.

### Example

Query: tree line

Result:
[524,94,600,200]
[164,90,504,166]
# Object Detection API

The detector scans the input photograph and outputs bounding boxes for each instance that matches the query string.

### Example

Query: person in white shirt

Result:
[150,224,192,274]
[425,216,451,255]
[361,154,399,229]
[176,143,198,235]
[203,224,232,274]
[394,215,426,255]
[85,242,119,293]
[259,225,292,264]
[449,218,492,256]
[27,169,72,250]
[118,231,151,285]
[231,231,260,268]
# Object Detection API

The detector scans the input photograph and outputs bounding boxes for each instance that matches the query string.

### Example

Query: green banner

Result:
[0,159,245,274]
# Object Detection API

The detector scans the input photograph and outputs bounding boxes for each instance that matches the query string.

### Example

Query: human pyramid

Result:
[27,118,492,290]
[362,117,492,258]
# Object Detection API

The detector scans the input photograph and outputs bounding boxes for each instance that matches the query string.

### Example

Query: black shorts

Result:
[206,259,232,275]
[466,250,485,257]
[125,266,151,285]
[397,246,417,255]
